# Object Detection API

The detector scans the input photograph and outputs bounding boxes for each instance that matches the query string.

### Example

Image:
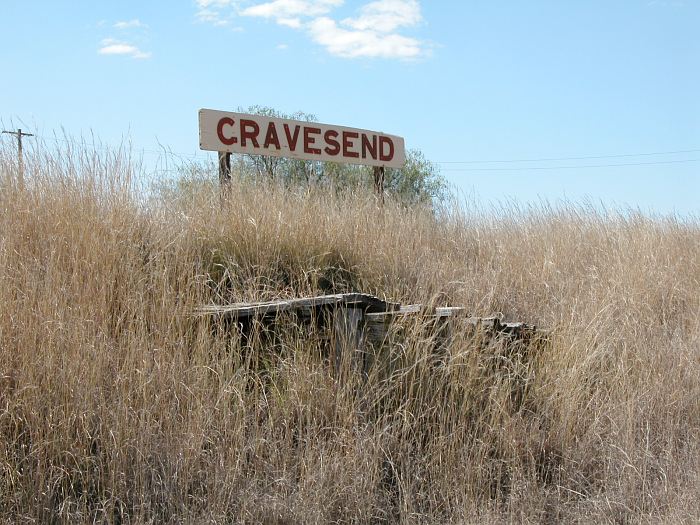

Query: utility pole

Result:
[2,128,34,189]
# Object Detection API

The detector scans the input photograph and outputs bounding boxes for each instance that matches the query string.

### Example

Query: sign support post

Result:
[373,166,385,205]
[218,151,231,199]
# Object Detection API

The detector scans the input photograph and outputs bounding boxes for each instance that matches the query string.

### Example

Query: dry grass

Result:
[0,143,698,523]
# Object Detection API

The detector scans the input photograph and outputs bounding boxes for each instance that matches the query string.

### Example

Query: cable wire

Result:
[441,158,700,172]
[437,148,700,164]
[7,132,698,172]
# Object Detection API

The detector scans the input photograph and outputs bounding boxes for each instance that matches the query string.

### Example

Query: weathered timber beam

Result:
[196,293,399,320]
[363,310,540,345]
[364,306,471,322]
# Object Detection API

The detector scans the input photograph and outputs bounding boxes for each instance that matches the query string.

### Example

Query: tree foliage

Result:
[238,106,448,206]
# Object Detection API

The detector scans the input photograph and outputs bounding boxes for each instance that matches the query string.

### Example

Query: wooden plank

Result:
[196,293,398,319]
[364,304,422,319]
[365,305,466,320]
[197,296,340,319]
[435,307,466,317]
[341,293,399,313]
[363,312,538,345]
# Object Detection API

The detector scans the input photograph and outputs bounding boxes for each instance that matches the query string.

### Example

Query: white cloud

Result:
[196,9,218,23]
[195,0,238,24]
[114,19,147,29]
[314,0,425,59]
[98,39,151,59]
[278,17,303,28]
[196,0,428,60]
[240,0,343,21]
[277,43,289,50]
[308,16,422,59]
[196,8,220,23]
[342,0,421,33]
[195,0,237,8]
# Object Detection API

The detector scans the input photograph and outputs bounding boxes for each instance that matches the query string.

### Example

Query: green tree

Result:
[385,149,447,206]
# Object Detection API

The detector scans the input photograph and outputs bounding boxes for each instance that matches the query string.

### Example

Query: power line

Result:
[32,134,700,166]
[6,132,698,173]
[30,133,204,160]
[441,158,700,172]
[437,148,700,165]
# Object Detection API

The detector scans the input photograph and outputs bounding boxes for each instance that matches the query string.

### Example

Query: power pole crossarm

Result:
[2,128,34,189]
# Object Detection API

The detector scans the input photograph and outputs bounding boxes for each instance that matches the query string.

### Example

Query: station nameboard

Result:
[199,109,406,169]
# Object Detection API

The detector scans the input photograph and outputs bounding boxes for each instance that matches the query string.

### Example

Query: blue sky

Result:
[1,1,698,215]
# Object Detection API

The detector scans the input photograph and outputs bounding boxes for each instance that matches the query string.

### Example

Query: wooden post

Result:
[218,151,231,200]
[373,165,385,205]
[2,128,34,190]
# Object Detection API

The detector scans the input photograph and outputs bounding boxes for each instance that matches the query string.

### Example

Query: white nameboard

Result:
[199,109,406,169]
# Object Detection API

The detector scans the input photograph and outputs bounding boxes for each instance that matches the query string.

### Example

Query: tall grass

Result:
[0,141,698,523]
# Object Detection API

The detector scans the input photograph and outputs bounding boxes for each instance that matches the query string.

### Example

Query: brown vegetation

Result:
[0,143,698,523]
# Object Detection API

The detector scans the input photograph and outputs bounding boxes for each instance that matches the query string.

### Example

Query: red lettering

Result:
[361,134,377,160]
[304,127,322,155]
[379,136,394,162]
[324,130,340,156]
[240,119,260,148]
[217,117,237,146]
[284,124,301,151]
[263,122,281,149]
[342,131,360,159]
